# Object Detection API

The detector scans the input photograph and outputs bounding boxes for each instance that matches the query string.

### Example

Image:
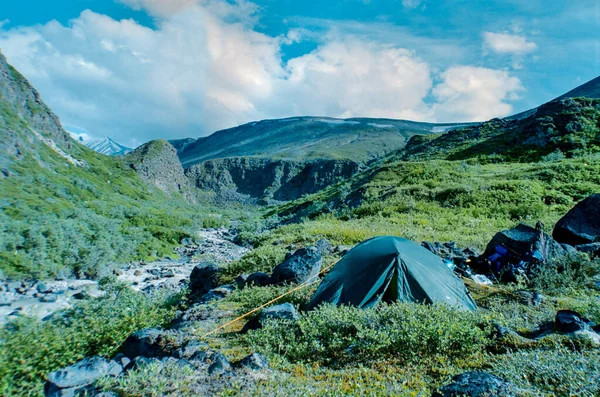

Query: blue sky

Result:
[0,0,598,146]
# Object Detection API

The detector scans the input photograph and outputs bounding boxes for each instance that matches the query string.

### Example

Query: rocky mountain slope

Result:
[185,157,361,204]
[124,139,196,202]
[400,97,600,162]
[174,117,471,168]
[85,137,132,156]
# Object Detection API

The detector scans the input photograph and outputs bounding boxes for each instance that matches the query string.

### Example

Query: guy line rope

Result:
[199,258,340,340]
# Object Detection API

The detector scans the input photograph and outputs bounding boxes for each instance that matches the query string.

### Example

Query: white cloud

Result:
[432,66,524,122]
[281,40,432,120]
[0,0,523,146]
[483,32,537,55]
[402,0,423,9]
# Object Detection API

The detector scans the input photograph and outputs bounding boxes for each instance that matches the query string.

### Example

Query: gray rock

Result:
[242,303,299,333]
[72,291,89,300]
[236,353,270,371]
[112,353,130,369]
[555,310,590,333]
[37,283,50,293]
[0,294,14,306]
[315,239,334,256]
[261,303,299,322]
[245,272,272,287]
[270,246,322,285]
[121,328,168,358]
[207,353,231,376]
[41,294,58,303]
[173,340,208,359]
[45,356,122,395]
[189,262,221,295]
[574,242,600,255]
[554,194,600,246]
[234,274,249,289]
[200,284,235,302]
[124,356,162,372]
[432,371,516,397]
[514,290,546,307]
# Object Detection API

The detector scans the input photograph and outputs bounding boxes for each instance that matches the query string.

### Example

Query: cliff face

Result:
[185,157,361,203]
[0,52,71,150]
[124,139,195,201]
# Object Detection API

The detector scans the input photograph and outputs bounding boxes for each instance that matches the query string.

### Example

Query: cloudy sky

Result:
[1,0,598,147]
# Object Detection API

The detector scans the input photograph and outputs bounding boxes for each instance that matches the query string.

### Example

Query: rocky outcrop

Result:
[185,156,361,203]
[124,139,195,200]
[553,194,600,246]
[0,51,71,150]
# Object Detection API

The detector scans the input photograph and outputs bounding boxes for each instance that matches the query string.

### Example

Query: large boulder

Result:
[190,262,222,295]
[270,246,322,285]
[120,328,182,358]
[45,356,122,397]
[432,372,517,397]
[553,194,600,246]
[480,223,566,280]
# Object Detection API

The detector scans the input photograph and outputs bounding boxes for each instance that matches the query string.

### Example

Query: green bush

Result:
[245,303,490,367]
[0,281,179,397]
[492,348,600,396]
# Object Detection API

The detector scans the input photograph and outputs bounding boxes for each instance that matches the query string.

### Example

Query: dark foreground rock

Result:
[270,246,322,284]
[432,372,517,397]
[190,263,222,295]
[553,194,600,246]
[45,356,122,397]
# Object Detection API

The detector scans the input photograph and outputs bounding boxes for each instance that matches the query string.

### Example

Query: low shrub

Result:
[244,302,491,367]
[492,348,600,396]
[0,280,180,397]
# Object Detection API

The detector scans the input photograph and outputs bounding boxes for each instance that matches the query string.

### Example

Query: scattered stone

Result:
[245,272,271,287]
[432,371,517,397]
[121,328,169,358]
[574,242,600,256]
[173,340,207,359]
[315,239,333,255]
[190,263,222,295]
[113,353,131,369]
[242,303,299,333]
[72,291,89,300]
[44,356,122,397]
[514,290,546,307]
[124,356,162,372]
[555,310,590,333]
[553,194,600,246]
[41,295,58,303]
[207,353,231,376]
[133,270,143,276]
[236,353,270,371]
[0,294,14,306]
[270,246,322,285]
[36,283,50,293]
[200,284,235,302]
[470,274,493,286]
[162,269,176,278]
[234,274,249,289]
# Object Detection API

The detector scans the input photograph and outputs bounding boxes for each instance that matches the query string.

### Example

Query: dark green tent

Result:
[308,236,477,311]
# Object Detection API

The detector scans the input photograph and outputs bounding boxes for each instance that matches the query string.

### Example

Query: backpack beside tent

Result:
[308,236,477,311]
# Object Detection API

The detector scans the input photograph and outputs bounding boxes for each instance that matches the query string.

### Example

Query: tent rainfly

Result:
[308,236,477,311]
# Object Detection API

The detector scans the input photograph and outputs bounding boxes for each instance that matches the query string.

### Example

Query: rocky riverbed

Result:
[0,228,249,325]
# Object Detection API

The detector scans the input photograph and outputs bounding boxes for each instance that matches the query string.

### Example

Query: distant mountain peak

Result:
[85,137,132,156]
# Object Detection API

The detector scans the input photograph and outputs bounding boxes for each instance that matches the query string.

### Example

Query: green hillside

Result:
[174,117,474,168]
[0,54,234,279]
